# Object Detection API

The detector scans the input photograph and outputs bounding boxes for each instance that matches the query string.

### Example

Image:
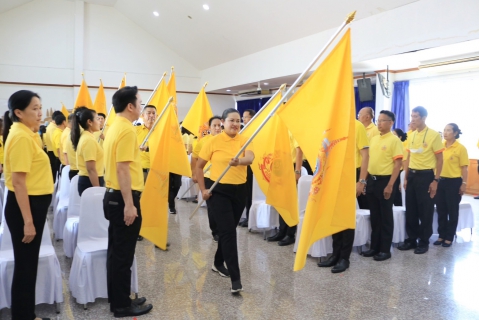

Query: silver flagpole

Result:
[139,97,173,148]
[189,11,356,220]
[99,73,126,142]
[133,71,168,126]
[179,83,286,200]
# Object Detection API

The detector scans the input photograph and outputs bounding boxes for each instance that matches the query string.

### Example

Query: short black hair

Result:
[412,106,428,118]
[97,112,106,119]
[54,113,66,125]
[52,110,63,121]
[222,108,240,120]
[379,110,395,123]
[243,109,256,117]
[208,116,222,126]
[447,123,462,139]
[112,86,139,113]
[143,105,156,111]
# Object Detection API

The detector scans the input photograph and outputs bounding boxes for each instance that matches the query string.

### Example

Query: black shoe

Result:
[331,259,349,273]
[433,239,443,245]
[318,255,339,267]
[398,241,417,251]
[132,297,146,306]
[137,236,144,241]
[239,219,248,227]
[231,280,243,294]
[155,242,170,250]
[278,235,295,246]
[442,240,453,247]
[113,303,153,318]
[373,252,391,261]
[267,233,286,242]
[192,197,198,203]
[474,195,479,200]
[414,246,429,254]
[361,249,378,257]
[213,235,219,243]
[212,264,230,277]
[169,208,177,214]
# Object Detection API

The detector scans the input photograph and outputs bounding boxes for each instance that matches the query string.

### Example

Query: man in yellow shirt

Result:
[358,107,380,141]
[93,112,107,147]
[103,86,153,317]
[60,114,73,166]
[361,111,403,261]
[45,110,63,182]
[399,106,444,254]
[52,114,66,176]
[135,105,156,182]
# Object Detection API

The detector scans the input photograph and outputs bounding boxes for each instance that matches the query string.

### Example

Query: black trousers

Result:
[405,169,435,247]
[69,170,79,181]
[168,173,181,210]
[47,151,59,183]
[366,176,395,253]
[78,175,105,196]
[5,192,52,320]
[205,178,217,236]
[436,178,462,241]
[103,191,142,309]
[210,183,246,283]
[244,166,253,219]
[393,170,403,207]
[278,215,297,238]
[302,160,314,175]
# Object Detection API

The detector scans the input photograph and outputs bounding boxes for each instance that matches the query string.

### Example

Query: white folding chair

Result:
[247,175,280,237]
[53,165,70,240]
[392,171,407,244]
[301,166,309,176]
[69,187,138,308]
[62,175,81,258]
[0,189,63,311]
[177,177,196,200]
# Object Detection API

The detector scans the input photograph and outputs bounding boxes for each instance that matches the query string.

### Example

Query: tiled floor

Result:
[1,195,479,320]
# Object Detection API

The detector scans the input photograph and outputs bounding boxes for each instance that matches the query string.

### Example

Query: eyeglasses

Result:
[377,120,392,123]
[242,116,251,120]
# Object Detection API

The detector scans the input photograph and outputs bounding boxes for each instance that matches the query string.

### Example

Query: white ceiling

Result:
[0,0,34,14]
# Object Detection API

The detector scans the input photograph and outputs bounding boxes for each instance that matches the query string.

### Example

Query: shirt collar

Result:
[379,131,392,139]
[116,116,133,125]
[444,140,459,148]
[82,130,94,138]
[221,131,240,141]
[366,123,376,129]
[12,122,37,138]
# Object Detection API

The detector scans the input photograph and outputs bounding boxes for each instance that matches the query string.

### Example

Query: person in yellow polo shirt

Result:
[93,112,107,147]
[71,108,104,196]
[60,114,73,167]
[51,113,66,178]
[191,115,222,242]
[361,111,403,261]
[399,106,444,254]
[45,110,63,182]
[3,90,54,320]
[392,128,408,206]
[197,108,255,294]
[62,114,79,180]
[358,106,380,141]
[135,105,156,182]
[319,119,369,273]
[103,86,152,317]
[434,123,469,247]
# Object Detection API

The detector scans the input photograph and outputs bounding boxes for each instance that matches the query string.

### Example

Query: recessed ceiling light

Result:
[203,4,209,10]
[153,11,159,16]
[226,89,231,92]
[264,82,269,85]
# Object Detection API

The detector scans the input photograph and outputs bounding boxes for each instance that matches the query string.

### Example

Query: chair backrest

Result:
[0,188,8,236]
[298,175,312,214]
[77,187,108,245]
[400,170,406,207]
[301,166,308,176]
[252,175,266,202]
[66,175,81,219]
[57,165,71,207]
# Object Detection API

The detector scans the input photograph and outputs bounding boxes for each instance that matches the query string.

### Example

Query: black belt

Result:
[409,169,434,174]
[439,177,461,180]
[106,188,142,197]
[369,175,391,181]
[143,169,149,173]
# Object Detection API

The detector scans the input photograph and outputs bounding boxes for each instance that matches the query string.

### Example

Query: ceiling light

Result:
[153,11,159,16]
[226,89,231,92]
[203,4,209,10]
[264,82,269,85]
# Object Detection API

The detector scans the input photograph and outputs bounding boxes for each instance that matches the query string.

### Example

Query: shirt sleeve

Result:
[199,137,213,162]
[392,138,404,160]
[82,138,98,162]
[356,123,369,150]
[432,134,444,154]
[9,136,34,173]
[192,138,204,159]
[116,130,137,162]
[459,145,469,167]
[53,131,62,150]
[62,135,69,153]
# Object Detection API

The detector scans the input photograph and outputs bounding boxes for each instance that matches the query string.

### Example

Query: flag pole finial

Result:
[171,66,174,71]
[203,82,208,88]
[279,83,287,90]
[163,71,167,76]
[81,73,84,78]
[346,11,356,24]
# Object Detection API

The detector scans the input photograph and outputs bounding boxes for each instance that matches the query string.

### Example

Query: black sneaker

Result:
[213,235,219,243]
[231,280,243,294]
[137,236,143,241]
[212,264,230,277]
[169,208,177,214]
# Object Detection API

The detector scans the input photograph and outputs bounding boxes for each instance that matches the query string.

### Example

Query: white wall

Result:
[201,0,479,91]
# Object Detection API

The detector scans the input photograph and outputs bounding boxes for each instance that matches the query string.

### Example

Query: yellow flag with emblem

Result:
[182,87,213,140]
[140,104,192,250]
[106,74,126,127]
[242,93,299,227]
[277,29,356,271]
[74,77,93,110]
[93,80,107,115]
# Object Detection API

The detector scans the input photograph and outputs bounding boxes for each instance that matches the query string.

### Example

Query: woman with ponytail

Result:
[71,108,104,196]
[3,90,53,320]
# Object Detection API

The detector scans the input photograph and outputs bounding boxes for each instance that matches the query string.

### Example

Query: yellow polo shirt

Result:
[407,126,444,170]
[5,122,54,195]
[355,120,369,169]
[199,132,253,184]
[365,123,380,141]
[368,132,404,175]
[51,127,63,158]
[45,122,56,152]
[63,134,78,171]
[0,135,4,165]
[59,127,70,165]
[103,116,144,191]
[136,125,151,169]
[77,131,104,177]
[193,134,212,178]
[440,141,469,178]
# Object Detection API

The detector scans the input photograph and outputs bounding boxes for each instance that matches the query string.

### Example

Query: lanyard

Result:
[412,128,428,147]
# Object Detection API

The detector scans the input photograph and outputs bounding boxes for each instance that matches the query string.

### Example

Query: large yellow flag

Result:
[93,80,107,115]
[150,79,170,112]
[277,29,356,271]
[182,87,213,139]
[167,68,178,114]
[74,77,93,110]
[61,103,69,118]
[140,104,192,249]
[106,74,126,126]
[242,93,299,227]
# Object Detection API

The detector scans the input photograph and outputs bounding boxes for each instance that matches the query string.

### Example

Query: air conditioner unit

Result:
[238,89,270,96]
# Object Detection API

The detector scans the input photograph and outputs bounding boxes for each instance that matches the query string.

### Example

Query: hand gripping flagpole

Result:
[133,71,168,126]
[139,96,174,148]
[179,83,287,200]
[99,73,127,142]
[189,11,356,220]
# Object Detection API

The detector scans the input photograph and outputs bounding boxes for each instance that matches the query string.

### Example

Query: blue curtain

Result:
[236,98,271,116]
[391,81,409,131]
[354,84,376,118]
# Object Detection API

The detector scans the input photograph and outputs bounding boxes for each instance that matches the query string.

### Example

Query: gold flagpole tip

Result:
[163,71,167,76]
[81,73,84,78]
[203,81,208,88]
[168,96,173,102]
[279,83,287,90]
[171,66,174,70]
[346,11,356,24]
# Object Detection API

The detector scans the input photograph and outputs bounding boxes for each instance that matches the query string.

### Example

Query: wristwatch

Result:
[359,179,367,185]
[294,170,301,174]
[433,178,439,182]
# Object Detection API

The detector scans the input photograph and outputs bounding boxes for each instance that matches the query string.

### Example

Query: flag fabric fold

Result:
[140,105,192,249]
[182,87,213,139]
[277,29,356,271]
[74,78,93,110]
[93,80,107,115]
[61,103,69,118]
[150,79,170,112]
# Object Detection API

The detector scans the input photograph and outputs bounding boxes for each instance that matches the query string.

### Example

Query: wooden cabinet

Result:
[466,159,479,195]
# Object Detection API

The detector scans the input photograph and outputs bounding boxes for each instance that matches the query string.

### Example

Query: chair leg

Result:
[135,293,138,299]
[83,304,88,310]
[56,302,60,314]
